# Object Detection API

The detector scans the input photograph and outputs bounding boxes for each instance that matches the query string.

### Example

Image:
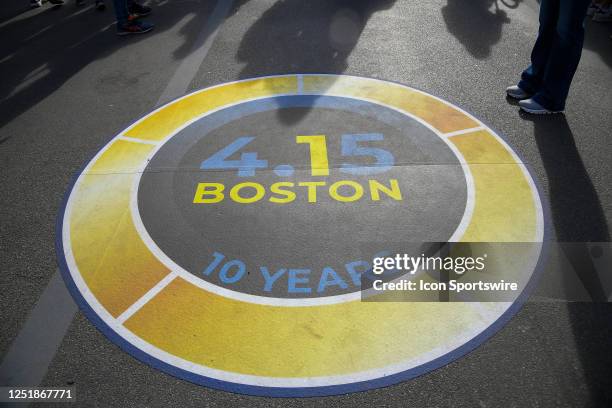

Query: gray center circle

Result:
[137,95,467,298]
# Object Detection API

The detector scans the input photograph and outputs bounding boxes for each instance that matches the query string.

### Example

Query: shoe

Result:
[506,85,532,100]
[48,0,65,4]
[30,0,42,7]
[593,8,612,22]
[519,98,563,115]
[117,20,154,36]
[95,0,105,10]
[128,2,152,18]
[587,4,601,16]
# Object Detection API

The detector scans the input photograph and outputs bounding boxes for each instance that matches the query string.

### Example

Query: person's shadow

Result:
[522,112,612,405]
[441,0,518,59]
[584,19,612,69]
[0,0,213,143]
[235,0,396,125]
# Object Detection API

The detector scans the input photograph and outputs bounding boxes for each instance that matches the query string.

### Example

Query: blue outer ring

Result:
[55,74,551,398]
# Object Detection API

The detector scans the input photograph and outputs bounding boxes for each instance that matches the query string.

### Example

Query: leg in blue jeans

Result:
[112,0,137,26]
[112,0,129,26]
[518,0,590,111]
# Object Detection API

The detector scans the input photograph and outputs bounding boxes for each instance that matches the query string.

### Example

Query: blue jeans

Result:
[518,0,590,111]
[113,0,134,26]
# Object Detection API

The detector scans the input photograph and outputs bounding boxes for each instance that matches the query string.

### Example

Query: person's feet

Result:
[592,7,612,22]
[518,98,563,115]
[117,19,154,36]
[587,3,601,16]
[128,2,152,18]
[506,85,532,100]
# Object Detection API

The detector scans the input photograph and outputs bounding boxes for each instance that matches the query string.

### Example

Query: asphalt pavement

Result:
[1,0,611,406]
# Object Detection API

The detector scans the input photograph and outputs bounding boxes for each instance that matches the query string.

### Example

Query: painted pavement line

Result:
[0,272,77,387]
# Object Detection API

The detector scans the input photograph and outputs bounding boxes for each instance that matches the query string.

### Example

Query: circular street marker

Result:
[57,75,545,397]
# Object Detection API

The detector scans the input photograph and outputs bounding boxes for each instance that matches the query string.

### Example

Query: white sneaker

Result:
[506,85,532,100]
[30,0,42,7]
[519,98,563,115]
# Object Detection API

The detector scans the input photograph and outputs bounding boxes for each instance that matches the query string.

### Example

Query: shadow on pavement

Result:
[0,0,212,142]
[522,112,612,405]
[441,0,520,59]
[0,0,38,24]
[235,0,396,125]
[526,114,609,242]
[584,19,612,69]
